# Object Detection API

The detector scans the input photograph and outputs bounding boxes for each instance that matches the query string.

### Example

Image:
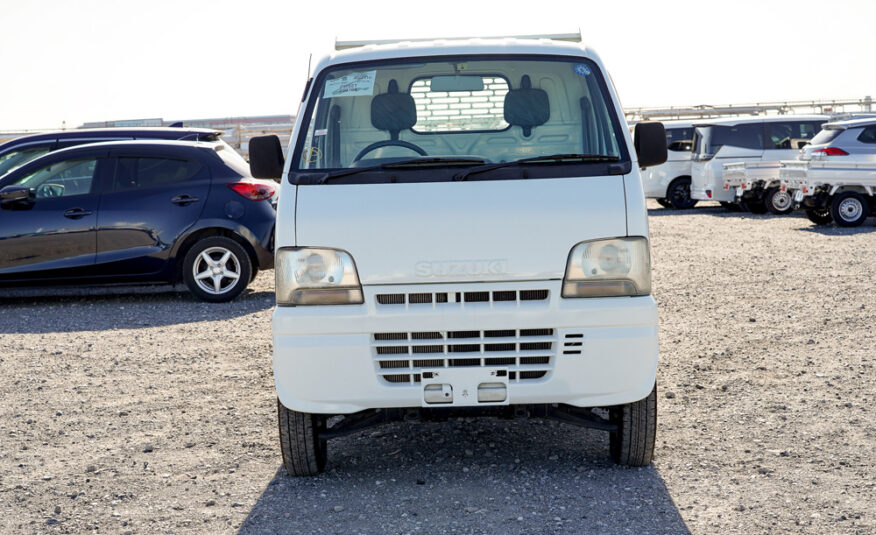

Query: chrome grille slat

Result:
[372,328,555,385]
[375,289,549,306]
[370,335,557,347]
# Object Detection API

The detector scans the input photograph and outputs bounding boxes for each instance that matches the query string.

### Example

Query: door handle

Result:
[171,194,199,206]
[63,208,92,219]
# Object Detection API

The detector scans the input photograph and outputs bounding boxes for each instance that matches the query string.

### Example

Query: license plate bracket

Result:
[421,367,509,407]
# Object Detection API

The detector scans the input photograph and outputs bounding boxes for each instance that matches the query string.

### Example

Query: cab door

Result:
[0,152,108,280]
[95,148,212,277]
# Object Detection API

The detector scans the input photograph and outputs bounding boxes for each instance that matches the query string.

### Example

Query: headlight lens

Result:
[562,237,651,298]
[275,247,363,305]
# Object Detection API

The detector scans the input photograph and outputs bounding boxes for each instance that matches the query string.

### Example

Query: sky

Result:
[0,0,874,130]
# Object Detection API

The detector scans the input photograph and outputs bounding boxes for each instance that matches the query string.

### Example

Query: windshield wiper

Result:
[317,157,486,184]
[452,153,620,181]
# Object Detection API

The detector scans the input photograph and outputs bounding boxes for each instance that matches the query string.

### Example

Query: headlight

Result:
[562,237,651,298]
[275,247,363,305]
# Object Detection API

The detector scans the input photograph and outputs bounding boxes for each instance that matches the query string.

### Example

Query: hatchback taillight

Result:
[812,147,849,156]
[228,182,275,201]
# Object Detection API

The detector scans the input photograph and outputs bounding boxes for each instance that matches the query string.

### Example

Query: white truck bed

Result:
[794,160,876,202]
[723,160,795,201]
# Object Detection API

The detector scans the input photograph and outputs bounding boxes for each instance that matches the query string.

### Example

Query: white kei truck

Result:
[723,161,796,215]
[248,33,668,476]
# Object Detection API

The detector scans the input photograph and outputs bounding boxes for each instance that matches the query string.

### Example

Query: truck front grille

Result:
[372,329,555,385]
[376,289,548,306]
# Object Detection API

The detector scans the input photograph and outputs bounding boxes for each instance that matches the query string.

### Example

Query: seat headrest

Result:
[504,75,550,137]
[371,80,416,139]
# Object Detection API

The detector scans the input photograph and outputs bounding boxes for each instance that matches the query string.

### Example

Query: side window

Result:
[0,146,52,177]
[666,128,693,151]
[12,158,99,199]
[113,157,204,191]
[764,121,825,149]
[713,124,763,150]
[857,126,876,144]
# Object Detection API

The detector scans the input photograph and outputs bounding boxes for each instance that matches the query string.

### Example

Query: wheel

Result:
[278,399,327,476]
[764,187,793,215]
[609,383,657,467]
[666,177,697,209]
[655,198,672,208]
[805,207,833,225]
[830,191,869,227]
[720,201,742,212]
[740,197,768,214]
[182,236,252,302]
[353,140,427,162]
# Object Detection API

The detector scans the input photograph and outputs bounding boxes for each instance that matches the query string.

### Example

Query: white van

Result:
[690,115,827,209]
[641,120,697,209]
[249,34,667,476]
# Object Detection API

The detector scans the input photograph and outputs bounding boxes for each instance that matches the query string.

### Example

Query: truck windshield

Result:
[292,55,628,180]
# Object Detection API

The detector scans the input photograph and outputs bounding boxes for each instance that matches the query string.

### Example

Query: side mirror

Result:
[249,135,285,181]
[0,185,34,208]
[634,121,668,168]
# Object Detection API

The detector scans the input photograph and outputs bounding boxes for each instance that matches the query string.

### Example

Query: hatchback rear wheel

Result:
[183,237,252,302]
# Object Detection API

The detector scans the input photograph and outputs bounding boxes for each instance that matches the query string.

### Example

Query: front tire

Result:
[667,177,697,209]
[830,191,869,227]
[182,236,252,302]
[805,207,833,225]
[278,400,327,476]
[655,198,672,208]
[765,187,793,215]
[609,384,657,466]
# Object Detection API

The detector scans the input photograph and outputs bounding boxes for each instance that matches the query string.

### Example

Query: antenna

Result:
[307,53,312,78]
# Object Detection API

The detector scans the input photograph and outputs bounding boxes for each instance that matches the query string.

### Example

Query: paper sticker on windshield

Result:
[573,64,591,77]
[323,70,377,98]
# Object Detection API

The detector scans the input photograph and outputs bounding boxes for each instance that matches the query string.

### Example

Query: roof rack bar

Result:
[335,32,581,50]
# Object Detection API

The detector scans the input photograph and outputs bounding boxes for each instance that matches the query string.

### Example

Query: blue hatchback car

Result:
[0,139,275,302]
[0,127,224,179]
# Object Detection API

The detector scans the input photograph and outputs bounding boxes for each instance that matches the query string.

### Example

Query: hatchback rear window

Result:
[809,128,844,146]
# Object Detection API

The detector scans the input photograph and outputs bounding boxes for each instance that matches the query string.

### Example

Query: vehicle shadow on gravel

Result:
[795,222,876,234]
[0,287,273,333]
[647,205,825,223]
[238,419,690,535]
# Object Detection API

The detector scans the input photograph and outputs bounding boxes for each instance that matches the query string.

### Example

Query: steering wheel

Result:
[36,183,64,198]
[353,140,428,163]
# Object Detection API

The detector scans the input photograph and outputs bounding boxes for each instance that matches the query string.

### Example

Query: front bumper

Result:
[273,281,658,414]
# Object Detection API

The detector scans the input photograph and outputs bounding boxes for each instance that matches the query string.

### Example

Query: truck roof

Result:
[314,36,597,72]
[692,115,829,127]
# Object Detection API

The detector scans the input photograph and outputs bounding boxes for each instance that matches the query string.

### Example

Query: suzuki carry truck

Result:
[249,33,667,476]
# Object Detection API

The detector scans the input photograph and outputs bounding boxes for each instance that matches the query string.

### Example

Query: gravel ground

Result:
[1,200,874,534]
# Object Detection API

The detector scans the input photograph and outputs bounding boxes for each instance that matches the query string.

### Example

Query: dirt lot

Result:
[1,201,874,535]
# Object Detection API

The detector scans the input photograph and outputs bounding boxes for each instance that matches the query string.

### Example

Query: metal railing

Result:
[626,96,874,121]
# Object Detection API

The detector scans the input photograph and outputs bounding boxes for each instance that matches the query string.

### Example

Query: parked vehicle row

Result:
[689,115,827,208]
[0,128,277,301]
